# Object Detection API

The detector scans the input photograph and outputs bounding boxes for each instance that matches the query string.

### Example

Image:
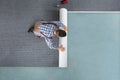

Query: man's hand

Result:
[58,45,65,52]
[64,26,67,31]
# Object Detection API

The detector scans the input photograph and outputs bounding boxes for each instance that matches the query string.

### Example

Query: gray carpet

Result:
[0,0,59,67]
[64,0,120,11]
[0,0,120,67]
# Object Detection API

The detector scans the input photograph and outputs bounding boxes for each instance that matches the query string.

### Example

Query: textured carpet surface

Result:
[0,0,59,67]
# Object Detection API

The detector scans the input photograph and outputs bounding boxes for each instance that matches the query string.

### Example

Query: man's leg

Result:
[34,22,41,28]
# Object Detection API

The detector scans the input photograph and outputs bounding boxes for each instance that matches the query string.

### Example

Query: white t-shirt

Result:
[33,31,44,37]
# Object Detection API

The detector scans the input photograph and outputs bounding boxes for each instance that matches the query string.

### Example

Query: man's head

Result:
[54,29,66,37]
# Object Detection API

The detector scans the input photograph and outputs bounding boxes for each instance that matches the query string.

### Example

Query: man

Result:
[28,21,67,52]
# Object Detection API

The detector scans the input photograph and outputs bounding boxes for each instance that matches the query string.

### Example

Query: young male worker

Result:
[28,21,67,52]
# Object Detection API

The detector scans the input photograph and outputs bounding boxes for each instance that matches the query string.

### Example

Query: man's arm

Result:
[51,21,67,31]
[45,38,58,49]
[44,38,65,51]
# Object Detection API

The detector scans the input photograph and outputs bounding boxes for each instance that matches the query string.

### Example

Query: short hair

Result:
[56,29,66,37]
[28,25,34,33]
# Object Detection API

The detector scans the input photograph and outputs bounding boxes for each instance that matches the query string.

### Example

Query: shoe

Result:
[60,0,68,5]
